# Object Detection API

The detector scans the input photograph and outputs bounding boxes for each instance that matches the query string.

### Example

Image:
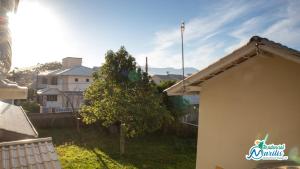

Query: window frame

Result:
[47,95,57,101]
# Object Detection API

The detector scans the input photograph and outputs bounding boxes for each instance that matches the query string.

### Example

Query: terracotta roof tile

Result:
[0,137,61,169]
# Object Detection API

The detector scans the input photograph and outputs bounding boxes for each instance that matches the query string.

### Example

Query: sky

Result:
[8,0,300,70]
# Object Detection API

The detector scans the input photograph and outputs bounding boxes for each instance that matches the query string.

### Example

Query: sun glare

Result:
[8,1,70,68]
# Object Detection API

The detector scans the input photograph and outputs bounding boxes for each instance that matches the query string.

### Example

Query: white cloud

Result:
[186,42,225,69]
[138,1,254,68]
[262,0,300,48]
[154,2,250,50]
[139,0,300,69]
[225,16,266,53]
[226,0,300,54]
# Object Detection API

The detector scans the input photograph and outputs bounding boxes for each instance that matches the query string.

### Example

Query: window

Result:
[41,77,47,84]
[47,95,57,101]
[51,77,58,85]
[75,78,78,82]
[86,78,89,82]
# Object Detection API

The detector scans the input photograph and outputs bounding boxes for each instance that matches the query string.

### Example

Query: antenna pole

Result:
[145,57,148,73]
[181,22,185,92]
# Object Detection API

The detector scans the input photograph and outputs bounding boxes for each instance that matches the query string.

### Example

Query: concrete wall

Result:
[45,75,92,91]
[45,95,63,108]
[64,94,83,109]
[27,112,76,128]
[196,54,300,169]
[61,76,68,91]
[62,57,82,69]
[63,75,92,91]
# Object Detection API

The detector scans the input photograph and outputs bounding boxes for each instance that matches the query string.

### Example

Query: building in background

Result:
[36,57,94,113]
[152,74,183,84]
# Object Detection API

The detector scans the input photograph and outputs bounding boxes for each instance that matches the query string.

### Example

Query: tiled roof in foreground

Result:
[0,137,61,169]
[0,101,38,141]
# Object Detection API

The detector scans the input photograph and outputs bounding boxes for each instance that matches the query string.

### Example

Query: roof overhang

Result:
[165,36,300,96]
[37,88,61,95]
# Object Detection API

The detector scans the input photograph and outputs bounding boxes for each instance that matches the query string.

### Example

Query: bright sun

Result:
[8,1,70,68]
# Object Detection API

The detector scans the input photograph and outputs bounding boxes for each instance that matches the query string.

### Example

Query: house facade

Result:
[165,36,300,169]
[37,57,94,113]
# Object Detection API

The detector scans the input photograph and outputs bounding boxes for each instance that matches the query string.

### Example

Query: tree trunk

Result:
[120,123,125,155]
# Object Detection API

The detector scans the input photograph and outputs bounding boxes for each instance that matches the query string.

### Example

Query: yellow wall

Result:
[196,54,300,169]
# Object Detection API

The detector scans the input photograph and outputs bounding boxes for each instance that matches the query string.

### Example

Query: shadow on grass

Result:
[38,126,197,169]
[92,149,110,169]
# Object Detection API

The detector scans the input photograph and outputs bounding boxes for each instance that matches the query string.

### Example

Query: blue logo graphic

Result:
[246,134,288,161]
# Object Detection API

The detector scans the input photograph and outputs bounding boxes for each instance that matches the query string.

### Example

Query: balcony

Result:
[38,84,63,91]
[41,107,78,113]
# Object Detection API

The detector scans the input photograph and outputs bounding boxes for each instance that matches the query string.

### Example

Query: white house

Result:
[37,57,94,113]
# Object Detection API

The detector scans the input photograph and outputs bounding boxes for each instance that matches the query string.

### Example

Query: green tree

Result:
[80,47,170,154]
[34,62,62,72]
[18,100,40,113]
[156,80,189,122]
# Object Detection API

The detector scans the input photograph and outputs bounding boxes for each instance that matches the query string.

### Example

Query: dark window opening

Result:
[75,78,78,82]
[42,77,47,84]
[86,78,89,82]
[50,77,58,85]
[47,95,57,101]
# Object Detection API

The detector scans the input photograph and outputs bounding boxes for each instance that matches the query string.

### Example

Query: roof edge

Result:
[165,39,256,95]
[165,36,300,96]
[0,137,52,146]
[19,106,39,138]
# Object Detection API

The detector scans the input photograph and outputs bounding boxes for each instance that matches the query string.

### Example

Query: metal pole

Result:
[181,22,185,92]
[35,70,39,102]
[145,57,148,73]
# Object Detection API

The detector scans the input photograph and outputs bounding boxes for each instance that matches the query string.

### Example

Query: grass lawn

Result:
[38,127,196,169]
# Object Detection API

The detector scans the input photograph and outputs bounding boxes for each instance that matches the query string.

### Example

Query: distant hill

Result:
[142,67,198,76]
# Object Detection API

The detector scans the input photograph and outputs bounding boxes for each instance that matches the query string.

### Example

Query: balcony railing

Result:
[37,83,63,90]
[41,107,78,113]
[181,111,198,127]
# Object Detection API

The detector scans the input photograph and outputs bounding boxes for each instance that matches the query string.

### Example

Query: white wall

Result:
[61,76,92,92]
[45,95,63,108]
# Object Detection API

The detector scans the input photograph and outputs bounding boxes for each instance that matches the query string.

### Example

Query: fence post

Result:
[120,123,125,155]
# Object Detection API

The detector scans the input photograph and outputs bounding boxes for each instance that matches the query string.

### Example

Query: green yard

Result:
[39,127,196,169]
